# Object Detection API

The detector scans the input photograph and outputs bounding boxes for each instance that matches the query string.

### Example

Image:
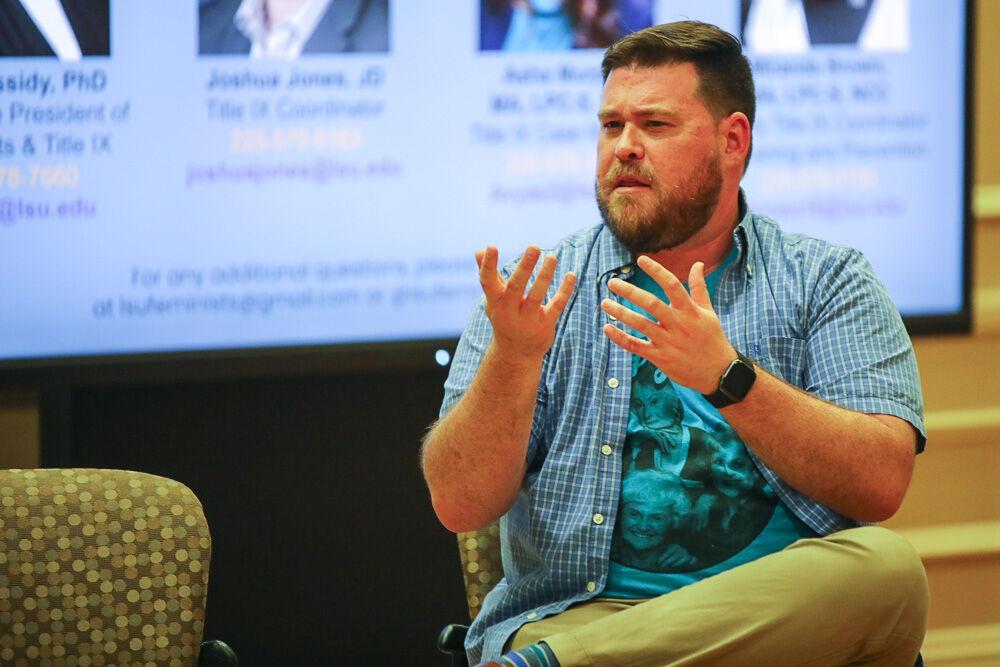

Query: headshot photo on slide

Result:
[0,0,111,59]
[479,0,653,52]
[198,0,389,58]
[740,0,911,54]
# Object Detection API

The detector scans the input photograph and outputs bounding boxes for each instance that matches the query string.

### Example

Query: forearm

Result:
[601,256,918,523]
[720,369,915,522]
[422,341,543,533]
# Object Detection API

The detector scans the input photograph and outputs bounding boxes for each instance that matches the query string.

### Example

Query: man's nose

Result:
[614,124,644,161]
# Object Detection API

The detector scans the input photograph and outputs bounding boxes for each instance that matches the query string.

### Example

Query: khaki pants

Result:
[508,527,927,666]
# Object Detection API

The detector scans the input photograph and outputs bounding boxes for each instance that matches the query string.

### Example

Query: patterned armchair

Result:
[0,468,236,666]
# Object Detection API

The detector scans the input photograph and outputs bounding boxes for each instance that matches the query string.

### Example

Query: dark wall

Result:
[57,367,470,666]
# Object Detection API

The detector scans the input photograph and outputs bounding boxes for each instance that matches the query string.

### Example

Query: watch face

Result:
[721,357,756,401]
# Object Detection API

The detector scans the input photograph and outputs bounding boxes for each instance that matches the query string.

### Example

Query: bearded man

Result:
[422,20,927,667]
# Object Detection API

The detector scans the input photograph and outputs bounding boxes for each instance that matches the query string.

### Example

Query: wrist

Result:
[706,345,738,391]
[487,338,546,371]
[703,349,757,409]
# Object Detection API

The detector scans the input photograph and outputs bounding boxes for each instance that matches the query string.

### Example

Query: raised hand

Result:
[476,245,576,362]
[600,256,736,394]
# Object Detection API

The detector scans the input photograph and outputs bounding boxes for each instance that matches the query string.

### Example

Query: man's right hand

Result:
[422,246,576,532]
[476,246,576,362]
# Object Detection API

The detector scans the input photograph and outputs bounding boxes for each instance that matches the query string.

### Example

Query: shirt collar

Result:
[732,188,756,276]
[235,0,333,56]
[596,226,634,278]
[235,0,269,43]
[18,0,82,61]
[597,188,757,279]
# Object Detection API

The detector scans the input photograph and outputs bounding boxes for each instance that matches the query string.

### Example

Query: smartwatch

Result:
[703,352,757,408]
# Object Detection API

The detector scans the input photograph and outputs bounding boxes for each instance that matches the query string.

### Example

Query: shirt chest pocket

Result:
[759,335,807,387]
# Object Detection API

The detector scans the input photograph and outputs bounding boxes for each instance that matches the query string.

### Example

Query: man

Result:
[198,0,389,58]
[422,21,927,666]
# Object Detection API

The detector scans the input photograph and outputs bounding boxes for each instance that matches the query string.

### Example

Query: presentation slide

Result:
[0,0,969,363]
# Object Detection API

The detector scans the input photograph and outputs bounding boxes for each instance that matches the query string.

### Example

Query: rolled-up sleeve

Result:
[803,248,926,452]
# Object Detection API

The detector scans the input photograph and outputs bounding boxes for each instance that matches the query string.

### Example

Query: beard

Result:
[596,149,723,254]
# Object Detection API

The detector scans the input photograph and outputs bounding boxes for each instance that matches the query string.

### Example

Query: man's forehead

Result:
[603,61,700,88]
[599,62,702,110]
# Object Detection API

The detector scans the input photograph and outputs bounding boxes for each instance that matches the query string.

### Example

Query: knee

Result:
[835,527,929,621]
[842,526,923,573]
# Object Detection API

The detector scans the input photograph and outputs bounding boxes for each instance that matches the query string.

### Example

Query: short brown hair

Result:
[601,21,756,170]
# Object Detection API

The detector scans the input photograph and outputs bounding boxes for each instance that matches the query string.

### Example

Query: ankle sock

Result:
[497,641,560,667]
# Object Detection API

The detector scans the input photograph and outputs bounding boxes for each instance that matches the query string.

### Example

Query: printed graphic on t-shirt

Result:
[610,357,777,573]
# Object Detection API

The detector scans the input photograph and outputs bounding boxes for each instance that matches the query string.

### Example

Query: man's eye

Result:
[647,120,669,128]
[602,121,622,130]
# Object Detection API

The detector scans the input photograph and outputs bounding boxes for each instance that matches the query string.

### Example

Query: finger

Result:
[506,246,542,296]
[607,278,672,323]
[637,256,694,310]
[525,254,557,306]
[662,553,684,568]
[601,298,661,341]
[688,261,713,310]
[543,271,576,320]
[477,247,505,301]
[603,322,654,360]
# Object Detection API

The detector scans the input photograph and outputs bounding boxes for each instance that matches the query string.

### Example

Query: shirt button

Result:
[592,513,605,525]
[621,266,632,274]
[608,313,618,321]
[607,378,619,389]
[600,444,613,456]
[526,611,538,620]
[586,581,597,593]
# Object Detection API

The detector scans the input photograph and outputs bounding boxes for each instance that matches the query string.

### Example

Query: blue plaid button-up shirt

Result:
[440,199,925,663]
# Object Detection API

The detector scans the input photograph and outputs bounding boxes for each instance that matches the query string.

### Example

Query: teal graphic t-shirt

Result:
[604,251,817,599]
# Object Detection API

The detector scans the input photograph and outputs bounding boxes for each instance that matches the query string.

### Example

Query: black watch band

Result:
[703,352,757,409]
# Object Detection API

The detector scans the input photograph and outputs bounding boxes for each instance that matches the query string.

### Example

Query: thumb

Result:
[689,262,712,309]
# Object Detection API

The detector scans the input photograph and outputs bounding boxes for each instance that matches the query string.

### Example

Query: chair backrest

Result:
[0,468,212,665]
[454,521,502,620]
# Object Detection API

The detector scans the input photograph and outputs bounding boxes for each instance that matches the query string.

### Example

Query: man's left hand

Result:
[601,256,737,395]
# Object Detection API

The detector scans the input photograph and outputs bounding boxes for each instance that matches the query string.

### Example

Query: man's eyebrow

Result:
[597,105,677,119]
[634,105,676,116]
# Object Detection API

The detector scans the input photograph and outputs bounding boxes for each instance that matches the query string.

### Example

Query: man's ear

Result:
[720,112,751,171]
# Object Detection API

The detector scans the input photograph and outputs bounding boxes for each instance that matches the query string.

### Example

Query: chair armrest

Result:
[199,639,239,666]
[437,624,469,654]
